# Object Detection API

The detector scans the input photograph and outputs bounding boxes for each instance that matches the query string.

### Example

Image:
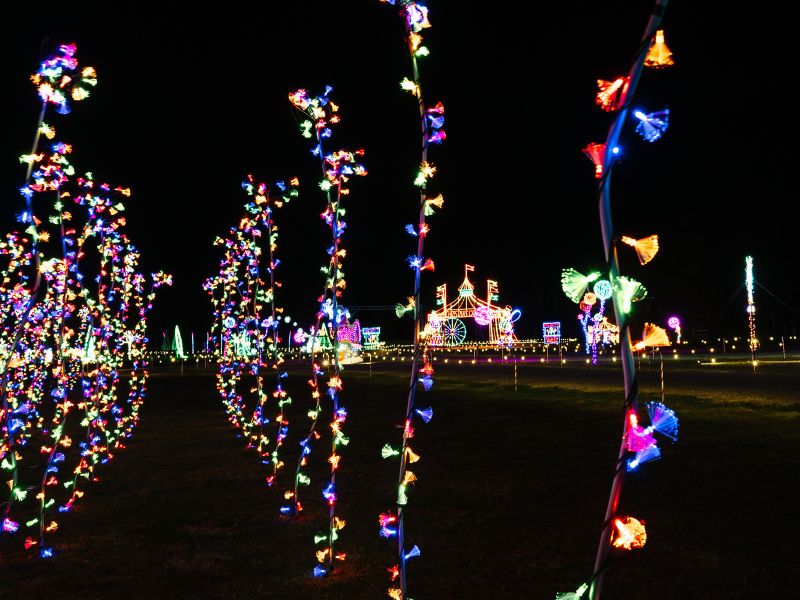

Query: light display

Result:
[619,234,659,265]
[203,175,299,488]
[581,142,607,179]
[612,275,647,315]
[624,401,678,472]
[285,86,366,579]
[595,77,628,112]
[172,325,188,359]
[633,109,669,142]
[562,270,617,364]
[424,265,519,347]
[361,327,382,349]
[666,316,681,344]
[557,5,677,599]
[543,322,561,345]
[561,268,601,304]
[745,256,757,359]
[378,2,445,597]
[336,314,363,364]
[556,583,589,600]
[612,516,647,550]
[1,43,169,557]
[644,29,675,69]
[30,43,97,115]
[632,323,671,351]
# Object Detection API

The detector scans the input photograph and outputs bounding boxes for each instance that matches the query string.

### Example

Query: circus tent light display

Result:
[423,264,520,347]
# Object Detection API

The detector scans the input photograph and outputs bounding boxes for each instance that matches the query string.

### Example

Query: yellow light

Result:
[644,29,675,69]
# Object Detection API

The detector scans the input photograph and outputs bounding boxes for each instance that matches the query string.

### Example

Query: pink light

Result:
[474,306,493,326]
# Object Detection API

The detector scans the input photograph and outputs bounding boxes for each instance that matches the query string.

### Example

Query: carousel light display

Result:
[423,265,520,347]
[285,86,366,579]
[1,44,169,557]
[557,3,680,598]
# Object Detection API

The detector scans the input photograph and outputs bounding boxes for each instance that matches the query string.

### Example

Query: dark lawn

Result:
[2,357,799,599]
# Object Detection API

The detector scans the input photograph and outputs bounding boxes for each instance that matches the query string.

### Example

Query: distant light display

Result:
[667,316,681,344]
[361,327,382,349]
[543,322,561,345]
[745,256,757,356]
[562,270,616,364]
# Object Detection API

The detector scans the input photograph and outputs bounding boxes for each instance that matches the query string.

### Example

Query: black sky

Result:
[1,1,795,344]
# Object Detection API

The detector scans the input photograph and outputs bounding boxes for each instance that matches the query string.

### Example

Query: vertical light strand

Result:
[379,2,445,599]
[285,87,340,523]
[745,256,757,365]
[589,2,670,599]
[287,90,366,577]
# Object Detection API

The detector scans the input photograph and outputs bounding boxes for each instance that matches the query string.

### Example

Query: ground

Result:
[2,352,799,599]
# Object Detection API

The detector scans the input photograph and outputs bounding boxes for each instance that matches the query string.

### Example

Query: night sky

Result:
[1,2,795,344]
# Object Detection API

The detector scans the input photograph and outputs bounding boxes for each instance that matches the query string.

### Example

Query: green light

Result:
[614,276,647,314]
[561,268,601,303]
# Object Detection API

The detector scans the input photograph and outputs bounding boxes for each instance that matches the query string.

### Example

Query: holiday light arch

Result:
[424,264,519,347]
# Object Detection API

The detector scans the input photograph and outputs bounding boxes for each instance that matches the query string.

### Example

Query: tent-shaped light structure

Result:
[424,264,519,347]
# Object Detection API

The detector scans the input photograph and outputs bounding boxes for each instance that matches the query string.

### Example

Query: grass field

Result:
[2,356,799,599]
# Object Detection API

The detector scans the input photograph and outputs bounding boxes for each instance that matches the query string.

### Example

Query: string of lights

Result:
[287,87,366,577]
[378,1,446,598]
[1,44,170,557]
[557,4,680,599]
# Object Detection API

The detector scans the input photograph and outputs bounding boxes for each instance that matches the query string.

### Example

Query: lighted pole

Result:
[746,256,757,365]
[591,2,668,599]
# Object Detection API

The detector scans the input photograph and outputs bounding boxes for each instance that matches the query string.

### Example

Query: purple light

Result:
[474,306,493,326]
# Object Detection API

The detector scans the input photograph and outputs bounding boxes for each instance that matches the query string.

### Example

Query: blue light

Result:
[313,565,328,577]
